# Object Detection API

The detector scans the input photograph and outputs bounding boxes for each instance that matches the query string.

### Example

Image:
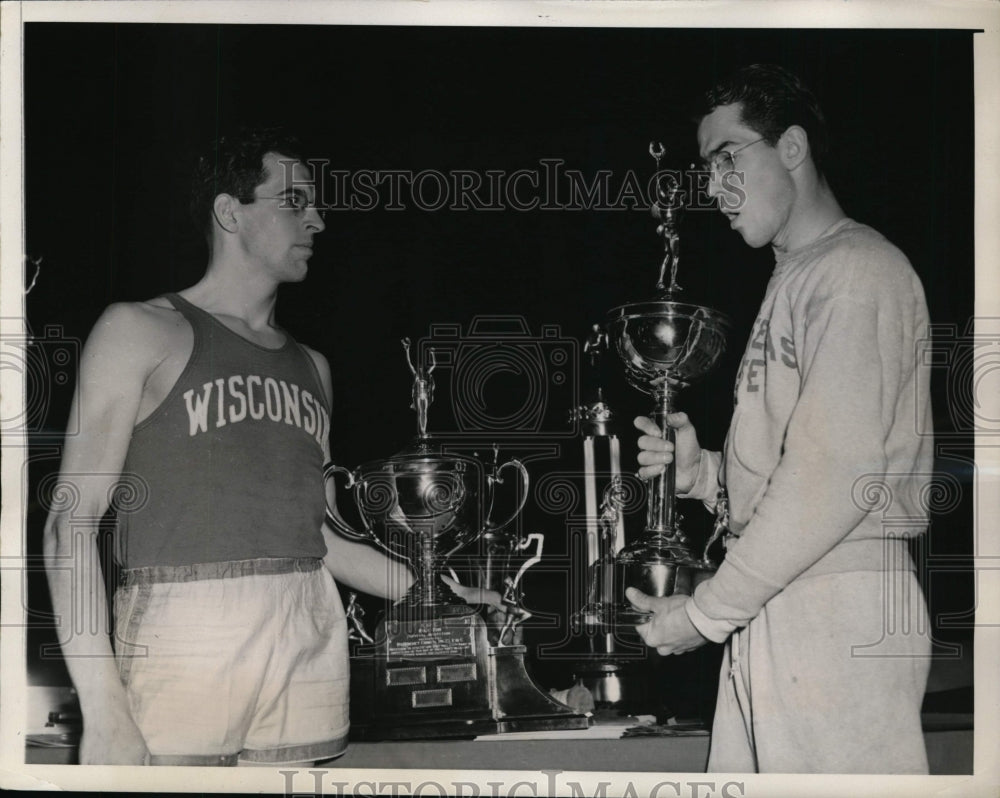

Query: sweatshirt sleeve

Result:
[686,269,902,641]
[678,448,722,510]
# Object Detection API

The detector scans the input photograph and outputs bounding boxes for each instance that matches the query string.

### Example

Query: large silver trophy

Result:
[604,143,731,626]
[325,340,587,738]
[325,339,529,618]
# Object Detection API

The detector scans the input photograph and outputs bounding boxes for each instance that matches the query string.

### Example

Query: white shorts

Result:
[113,557,349,766]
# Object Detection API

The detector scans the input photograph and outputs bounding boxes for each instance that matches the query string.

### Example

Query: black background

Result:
[23,23,976,715]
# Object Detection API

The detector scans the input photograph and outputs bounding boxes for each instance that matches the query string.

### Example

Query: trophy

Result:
[567,327,649,707]
[326,338,530,617]
[325,339,588,739]
[602,142,731,626]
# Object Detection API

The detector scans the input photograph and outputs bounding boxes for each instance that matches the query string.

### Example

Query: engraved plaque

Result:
[412,688,453,708]
[387,618,476,662]
[437,663,477,683]
[386,666,427,686]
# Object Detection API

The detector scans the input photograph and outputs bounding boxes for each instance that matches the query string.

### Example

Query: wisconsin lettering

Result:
[182,375,329,445]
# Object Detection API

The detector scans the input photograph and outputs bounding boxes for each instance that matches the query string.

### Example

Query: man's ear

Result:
[212,194,241,233]
[779,125,810,171]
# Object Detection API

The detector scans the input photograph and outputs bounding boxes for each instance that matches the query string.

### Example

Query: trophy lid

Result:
[356,437,479,474]
[607,299,732,338]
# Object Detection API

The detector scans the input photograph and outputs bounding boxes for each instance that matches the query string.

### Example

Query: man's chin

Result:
[736,227,770,249]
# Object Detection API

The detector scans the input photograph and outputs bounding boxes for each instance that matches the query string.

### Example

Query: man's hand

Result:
[626,587,709,656]
[78,706,150,765]
[634,414,702,492]
[442,574,504,610]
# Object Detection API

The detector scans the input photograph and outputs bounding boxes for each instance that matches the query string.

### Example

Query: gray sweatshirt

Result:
[683,218,934,642]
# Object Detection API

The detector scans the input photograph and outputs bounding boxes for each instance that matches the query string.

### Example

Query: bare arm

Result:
[42,303,162,764]
[303,346,415,600]
[307,347,497,608]
[321,523,413,600]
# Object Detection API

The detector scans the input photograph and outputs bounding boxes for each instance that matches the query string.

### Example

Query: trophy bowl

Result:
[326,448,528,618]
[356,454,477,550]
[606,300,730,394]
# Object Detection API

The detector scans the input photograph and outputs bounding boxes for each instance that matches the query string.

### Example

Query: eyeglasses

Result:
[241,189,326,221]
[701,137,767,178]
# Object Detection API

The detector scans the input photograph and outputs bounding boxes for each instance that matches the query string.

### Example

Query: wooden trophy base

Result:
[349,612,589,740]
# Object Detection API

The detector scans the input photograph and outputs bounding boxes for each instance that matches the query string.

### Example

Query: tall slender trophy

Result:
[569,327,648,706]
[603,143,731,626]
[325,339,588,739]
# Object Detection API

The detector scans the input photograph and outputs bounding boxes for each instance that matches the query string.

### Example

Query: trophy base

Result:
[572,657,648,708]
[578,552,716,632]
[349,613,589,740]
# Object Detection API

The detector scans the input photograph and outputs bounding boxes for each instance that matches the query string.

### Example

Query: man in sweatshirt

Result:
[630,64,933,773]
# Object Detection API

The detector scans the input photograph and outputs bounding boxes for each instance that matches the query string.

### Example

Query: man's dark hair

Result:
[699,64,830,173]
[189,127,304,240]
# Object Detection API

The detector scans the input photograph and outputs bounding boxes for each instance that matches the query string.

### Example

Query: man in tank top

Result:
[42,129,483,766]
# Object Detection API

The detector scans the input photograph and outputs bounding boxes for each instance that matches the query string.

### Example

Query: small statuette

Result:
[583,323,608,364]
[649,141,685,294]
[345,591,374,644]
[599,477,626,541]
[497,575,531,646]
[703,488,732,564]
[402,337,436,439]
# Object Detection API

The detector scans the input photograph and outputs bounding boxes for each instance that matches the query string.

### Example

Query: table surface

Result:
[23,729,972,774]
[327,729,972,776]
[330,733,711,772]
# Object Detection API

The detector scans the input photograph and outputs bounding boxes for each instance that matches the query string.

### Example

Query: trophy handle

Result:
[484,458,530,533]
[511,531,544,587]
[323,462,383,550]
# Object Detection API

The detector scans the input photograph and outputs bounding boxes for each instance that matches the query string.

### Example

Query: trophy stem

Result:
[419,535,437,607]
[390,534,473,619]
[647,386,678,538]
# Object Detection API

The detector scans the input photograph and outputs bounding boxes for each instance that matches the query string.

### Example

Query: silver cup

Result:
[326,451,528,619]
[605,300,730,624]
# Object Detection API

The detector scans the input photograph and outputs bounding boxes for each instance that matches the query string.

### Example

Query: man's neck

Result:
[181,256,281,332]
[772,175,846,255]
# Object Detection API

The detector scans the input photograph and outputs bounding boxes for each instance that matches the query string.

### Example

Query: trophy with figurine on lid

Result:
[595,142,732,628]
[325,338,588,739]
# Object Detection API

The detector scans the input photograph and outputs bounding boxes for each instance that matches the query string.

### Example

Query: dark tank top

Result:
[116,293,330,568]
